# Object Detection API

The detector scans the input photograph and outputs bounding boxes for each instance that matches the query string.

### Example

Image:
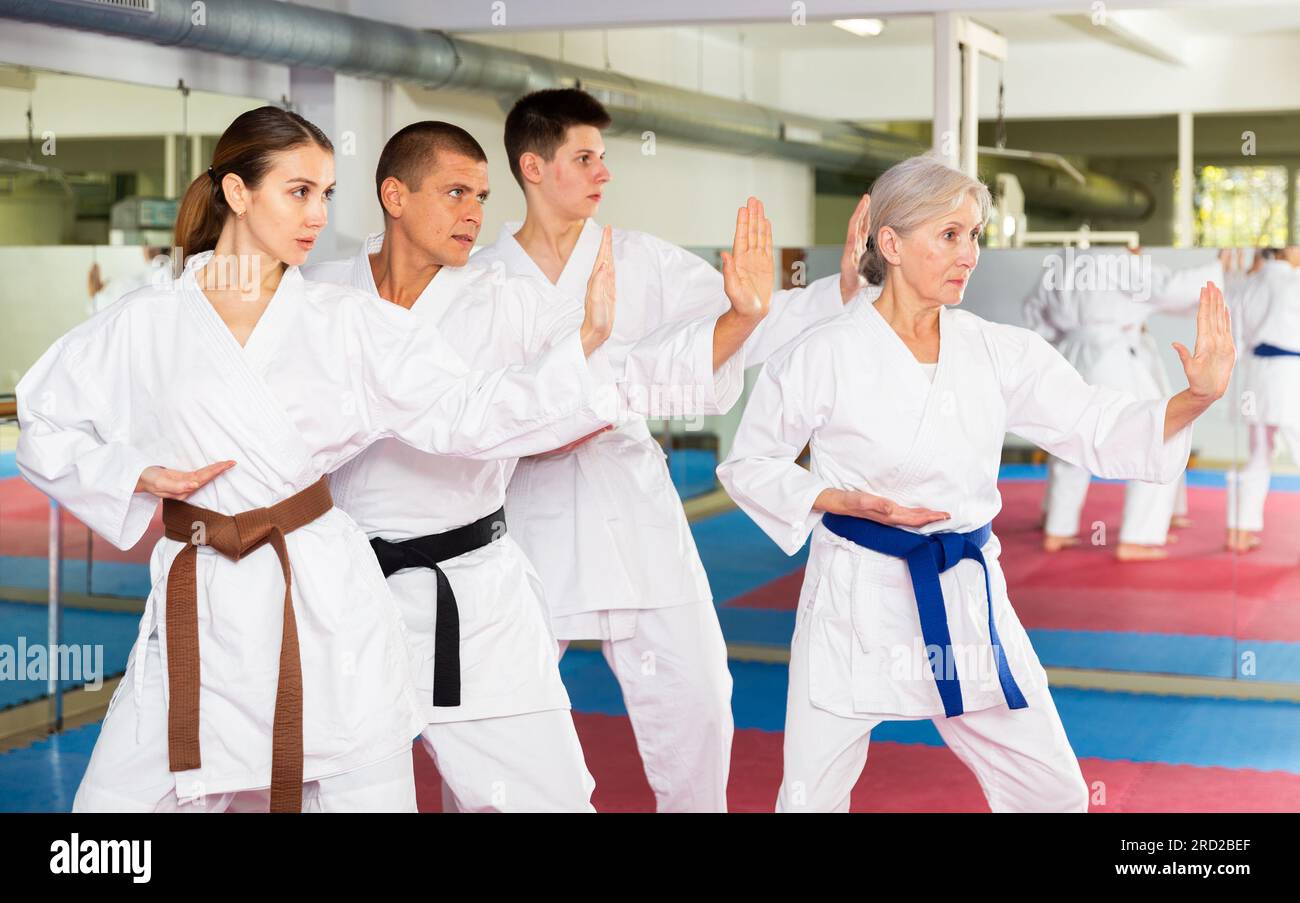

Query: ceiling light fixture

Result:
[833,18,885,37]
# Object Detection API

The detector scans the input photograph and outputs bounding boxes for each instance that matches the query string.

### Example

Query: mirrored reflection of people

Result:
[87,245,170,317]
[1225,245,1300,553]
[1023,244,1224,561]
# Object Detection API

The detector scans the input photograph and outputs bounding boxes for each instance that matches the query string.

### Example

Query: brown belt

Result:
[161,476,333,813]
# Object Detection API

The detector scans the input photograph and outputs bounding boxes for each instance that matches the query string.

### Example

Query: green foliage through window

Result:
[1176,165,1288,247]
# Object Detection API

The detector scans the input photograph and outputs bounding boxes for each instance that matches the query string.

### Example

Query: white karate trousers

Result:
[1227,423,1300,532]
[1044,456,1181,546]
[422,709,596,812]
[777,621,1089,813]
[557,600,734,813]
[73,636,417,813]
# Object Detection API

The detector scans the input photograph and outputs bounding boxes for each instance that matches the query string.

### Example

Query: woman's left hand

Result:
[814,488,949,528]
[1173,281,1234,402]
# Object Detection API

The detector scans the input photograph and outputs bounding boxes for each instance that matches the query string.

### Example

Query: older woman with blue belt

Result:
[717,154,1234,812]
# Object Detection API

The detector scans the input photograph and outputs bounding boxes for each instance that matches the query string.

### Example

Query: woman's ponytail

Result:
[173,169,225,263]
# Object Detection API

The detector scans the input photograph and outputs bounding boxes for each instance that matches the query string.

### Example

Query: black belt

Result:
[368,507,506,707]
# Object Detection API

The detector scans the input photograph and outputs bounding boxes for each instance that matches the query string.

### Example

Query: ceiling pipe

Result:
[0,0,1154,219]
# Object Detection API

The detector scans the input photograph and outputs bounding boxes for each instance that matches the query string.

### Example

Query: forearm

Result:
[813,488,844,514]
[1164,388,1215,441]
[712,309,762,371]
[384,329,602,460]
[581,324,603,357]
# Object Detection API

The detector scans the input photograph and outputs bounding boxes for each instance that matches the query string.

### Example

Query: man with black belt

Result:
[304,121,619,810]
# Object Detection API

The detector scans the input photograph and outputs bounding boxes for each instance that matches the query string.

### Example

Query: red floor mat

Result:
[0,476,160,563]
[414,712,1300,812]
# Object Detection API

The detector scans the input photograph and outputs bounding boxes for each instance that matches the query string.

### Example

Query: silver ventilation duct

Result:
[0,0,1154,219]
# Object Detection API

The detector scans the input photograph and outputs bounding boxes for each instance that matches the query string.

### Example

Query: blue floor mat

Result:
[997,462,1300,491]
[0,555,153,598]
[709,605,1300,684]
[559,649,1300,774]
[0,723,98,813]
[691,509,808,602]
[666,448,718,500]
[0,600,137,709]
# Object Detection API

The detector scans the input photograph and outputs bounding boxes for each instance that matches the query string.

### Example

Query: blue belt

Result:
[821,513,1028,718]
[1253,343,1300,357]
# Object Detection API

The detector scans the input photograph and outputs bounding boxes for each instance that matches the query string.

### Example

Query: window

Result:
[1178,164,1289,247]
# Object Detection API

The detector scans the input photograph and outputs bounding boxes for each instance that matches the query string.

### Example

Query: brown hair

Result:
[374,121,487,216]
[503,88,611,189]
[173,105,333,259]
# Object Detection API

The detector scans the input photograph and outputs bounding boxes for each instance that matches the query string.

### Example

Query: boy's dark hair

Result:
[504,88,612,189]
[375,121,487,211]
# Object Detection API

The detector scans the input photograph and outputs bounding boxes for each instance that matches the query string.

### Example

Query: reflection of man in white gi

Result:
[1024,246,1223,559]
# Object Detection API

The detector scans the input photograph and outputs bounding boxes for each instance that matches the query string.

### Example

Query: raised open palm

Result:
[720,197,775,320]
[840,194,871,301]
[581,225,616,355]
[1172,281,1234,402]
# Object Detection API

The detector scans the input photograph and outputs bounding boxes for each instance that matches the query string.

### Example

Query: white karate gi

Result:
[473,219,846,811]
[717,296,1192,812]
[89,256,172,317]
[1024,253,1218,546]
[303,233,615,811]
[1139,328,1188,519]
[1225,259,1300,531]
[17,251,606,812]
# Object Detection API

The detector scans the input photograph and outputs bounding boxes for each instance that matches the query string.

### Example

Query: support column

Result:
[163,133,178,199]
[961,41,978,176]
[189,133,205,183]
[933,12,961,168]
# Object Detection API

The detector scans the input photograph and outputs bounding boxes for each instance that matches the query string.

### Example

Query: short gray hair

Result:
[860,154,992,286]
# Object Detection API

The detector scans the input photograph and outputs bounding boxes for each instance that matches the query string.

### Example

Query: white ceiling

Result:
[692,4,1300,50]
[338,0,1300,36]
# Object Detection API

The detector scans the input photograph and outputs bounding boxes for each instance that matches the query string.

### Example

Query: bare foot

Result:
[1043,534,1080,552]
[1225,529,1262,553]
[1166,533,1180,544]
[1171,515,1193,529]
[1116,543,1169,561]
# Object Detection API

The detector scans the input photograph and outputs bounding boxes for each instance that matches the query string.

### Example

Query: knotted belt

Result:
[161,476,333,813]
[821,513,1028,718]
[1253,342,1300,357]
[368,507,506,707]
